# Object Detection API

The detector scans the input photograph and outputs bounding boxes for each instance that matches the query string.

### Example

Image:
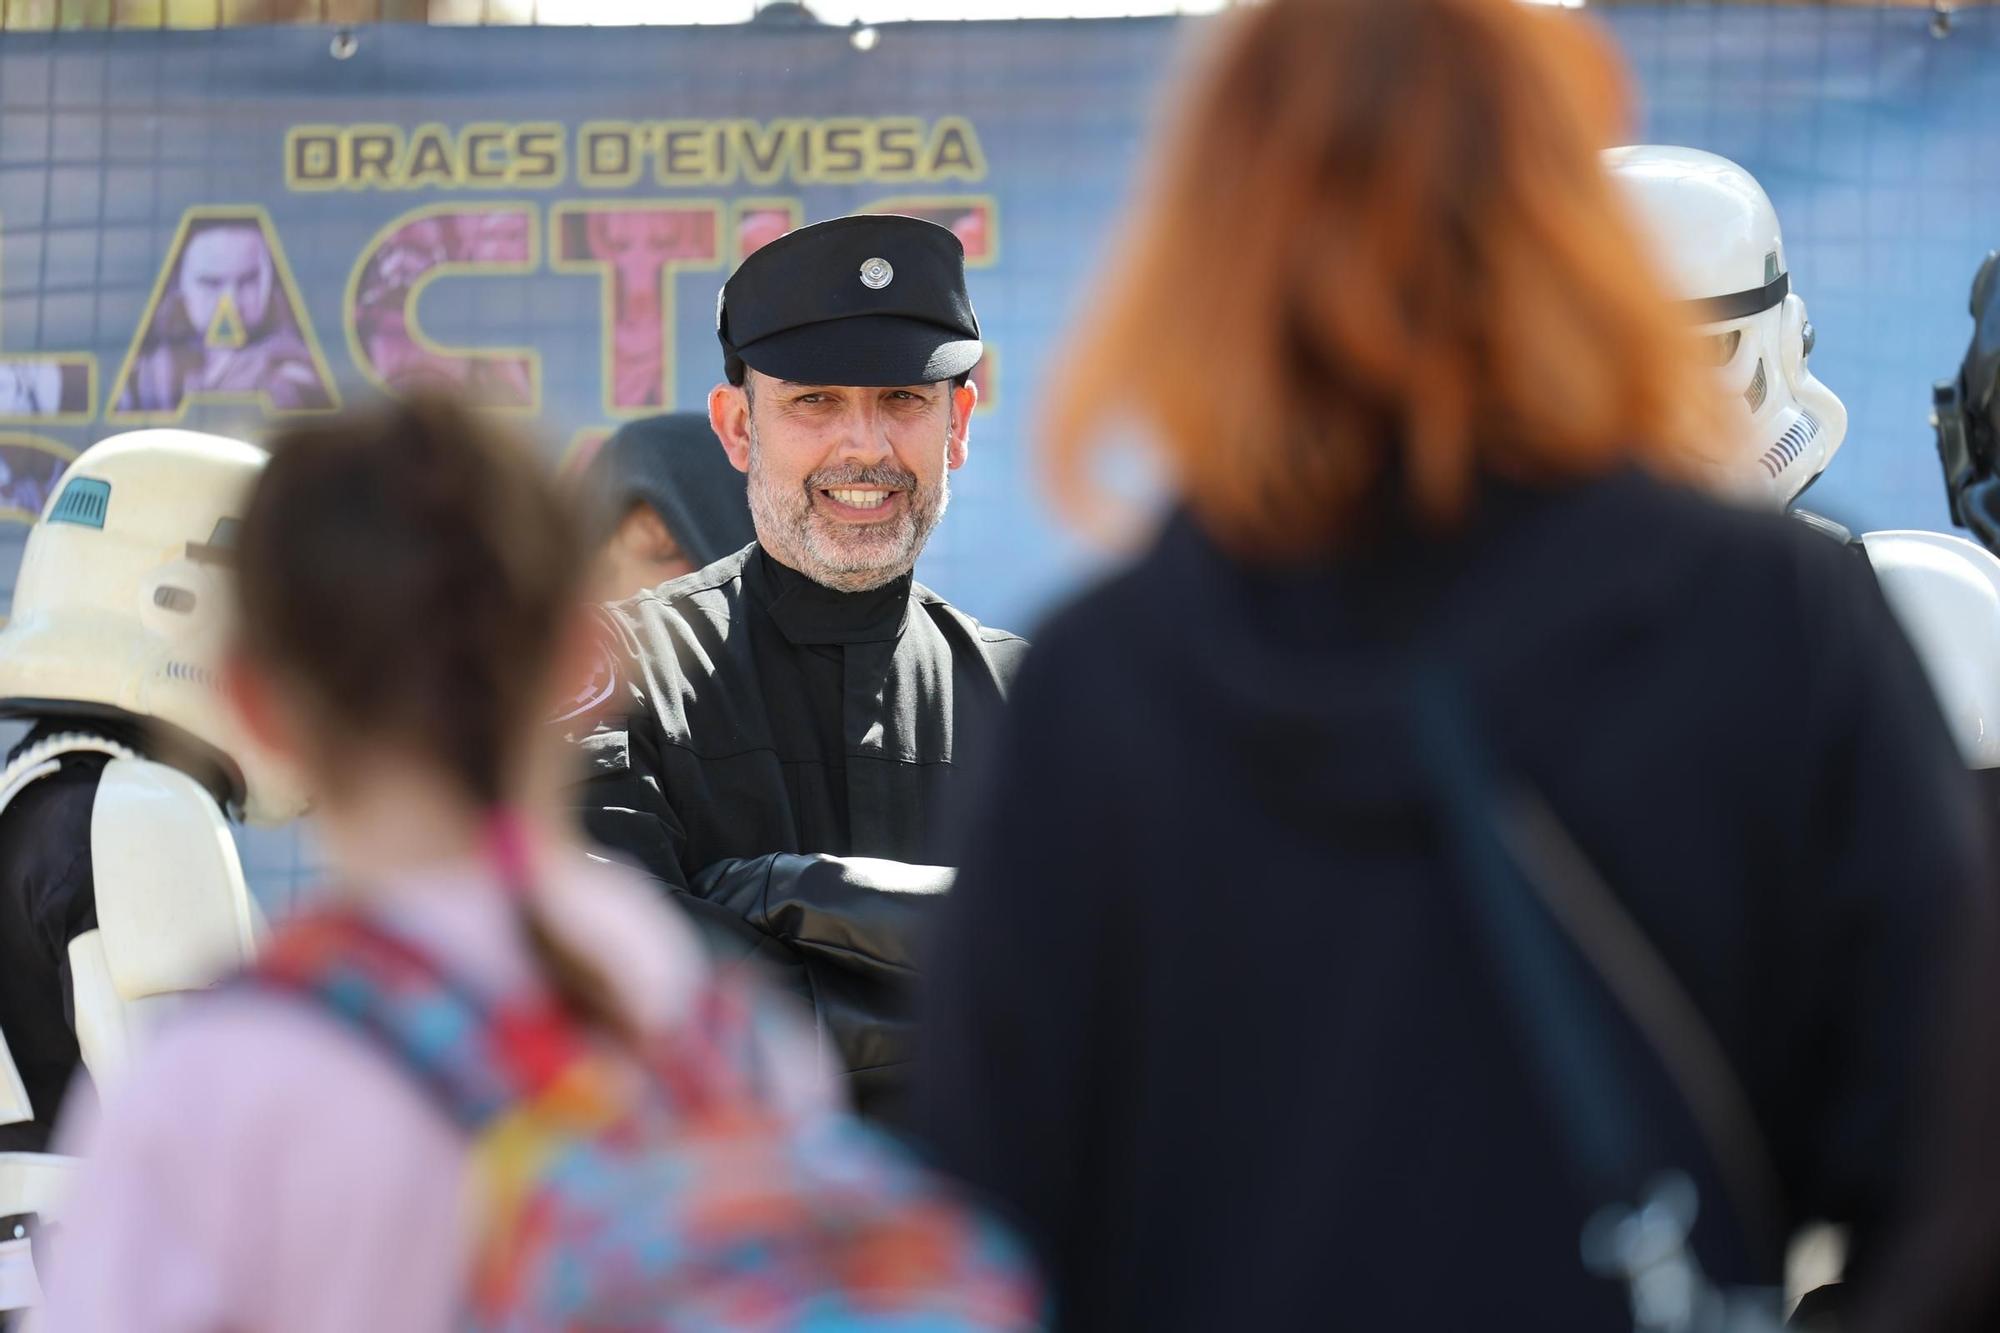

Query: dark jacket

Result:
[571,542,1027,1120]
[918,471,1988,1330]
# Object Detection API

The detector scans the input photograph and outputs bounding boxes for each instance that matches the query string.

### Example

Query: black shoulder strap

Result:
[1411,664,1784,1271]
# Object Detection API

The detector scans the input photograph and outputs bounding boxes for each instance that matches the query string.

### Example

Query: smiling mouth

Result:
[820,487,898,513]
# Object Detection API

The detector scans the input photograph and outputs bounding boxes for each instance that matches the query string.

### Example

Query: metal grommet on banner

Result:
[330,28,359,60]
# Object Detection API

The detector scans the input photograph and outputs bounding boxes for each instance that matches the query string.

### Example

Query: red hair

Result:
[1044,0,1725,558]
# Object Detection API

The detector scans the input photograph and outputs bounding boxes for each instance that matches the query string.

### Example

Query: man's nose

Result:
[830,400,894,465]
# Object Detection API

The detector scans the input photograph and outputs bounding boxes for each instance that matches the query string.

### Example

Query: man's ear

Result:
[709,379,754,474]
[948,378,978,472]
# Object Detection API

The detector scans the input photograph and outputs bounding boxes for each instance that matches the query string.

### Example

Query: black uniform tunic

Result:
[573,543,1027,1115]
[920,471,1992,1331]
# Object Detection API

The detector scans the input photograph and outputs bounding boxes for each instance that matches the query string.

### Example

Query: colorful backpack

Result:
[250,910,1044,1332]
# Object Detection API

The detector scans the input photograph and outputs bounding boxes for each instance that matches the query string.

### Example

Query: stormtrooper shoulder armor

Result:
[1859,529,2000,770]
[87,755,258,996]
[72,755,259,1079]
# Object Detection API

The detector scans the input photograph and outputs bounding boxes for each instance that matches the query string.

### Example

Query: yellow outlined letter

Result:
[345,203,542,413]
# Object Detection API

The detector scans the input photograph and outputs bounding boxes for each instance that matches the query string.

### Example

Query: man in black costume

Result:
[569,216,1025,1117]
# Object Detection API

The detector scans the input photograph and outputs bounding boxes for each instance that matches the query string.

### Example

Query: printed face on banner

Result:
[113,213,337,419]
[179,227,274,335]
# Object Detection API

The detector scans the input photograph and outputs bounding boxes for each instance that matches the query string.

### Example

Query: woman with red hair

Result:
[919,1,1989,1328]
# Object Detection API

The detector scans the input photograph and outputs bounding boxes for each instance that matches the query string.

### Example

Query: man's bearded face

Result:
[742,375,958,594]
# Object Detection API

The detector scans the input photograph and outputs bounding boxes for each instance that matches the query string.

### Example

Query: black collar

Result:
[748,545,914,646]
[10,713,240,813]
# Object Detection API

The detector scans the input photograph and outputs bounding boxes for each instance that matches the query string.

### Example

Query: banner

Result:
[0,9,1997,633]
[0,18,1178,634]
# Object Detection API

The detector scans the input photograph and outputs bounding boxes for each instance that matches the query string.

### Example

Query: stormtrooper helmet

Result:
[0,429,306,824]
[1606,145,1847,508]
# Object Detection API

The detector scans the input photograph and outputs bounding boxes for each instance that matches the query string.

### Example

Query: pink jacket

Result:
[33,857,831,1333]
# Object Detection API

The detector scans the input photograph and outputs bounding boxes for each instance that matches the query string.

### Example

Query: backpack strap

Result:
[631,963,780,1120]
[1410,663,1784,1273]
[250,909,771,1129]
[247,910,589,1132]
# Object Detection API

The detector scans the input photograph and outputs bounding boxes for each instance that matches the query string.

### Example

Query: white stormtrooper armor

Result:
[0,430,295,1312]
[1611,146,2000,771]
[1,1026,65,1308]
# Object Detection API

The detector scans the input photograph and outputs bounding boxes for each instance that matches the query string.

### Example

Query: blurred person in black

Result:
[573,413,756,603]
[916,1,1990,1329]
[568,215,1025,1121]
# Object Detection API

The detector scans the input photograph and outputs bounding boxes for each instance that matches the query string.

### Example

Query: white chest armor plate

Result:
[1858,530,2000,771]
[0,732,259,1313]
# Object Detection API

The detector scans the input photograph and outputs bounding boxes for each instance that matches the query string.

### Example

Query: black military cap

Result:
[717,214,982,388]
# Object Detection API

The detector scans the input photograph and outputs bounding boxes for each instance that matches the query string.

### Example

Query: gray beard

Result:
[745,417,951,594]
